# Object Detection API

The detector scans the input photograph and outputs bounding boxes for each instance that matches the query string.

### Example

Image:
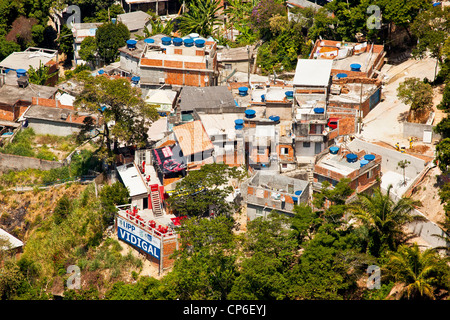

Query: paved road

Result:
[358,57,438,148]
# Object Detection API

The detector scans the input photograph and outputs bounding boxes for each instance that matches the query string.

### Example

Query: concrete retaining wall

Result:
[402,121,441,141]
[0,153,63,172]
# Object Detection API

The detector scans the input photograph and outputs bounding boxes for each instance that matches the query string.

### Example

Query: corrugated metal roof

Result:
[116,162,148,197]
[0,228,23,250]
[178,86,235,111]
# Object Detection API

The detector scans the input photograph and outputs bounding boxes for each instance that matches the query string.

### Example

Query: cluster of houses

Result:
[4,1,432,272]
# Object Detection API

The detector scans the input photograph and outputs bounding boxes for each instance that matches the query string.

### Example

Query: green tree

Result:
[377,0,432,41]
[397,160,411,186]
[57,24,74,59]
[0,261,25,300]
[435,116,450,138]
[435,137,450,173]
[290,203,322,243]
[161,216,237,300]
[384,243,450,300]
[105,277,161,300]
[95,22,130,64]
[349,185,424,257]
[178,0,223,37]
[79,36,97,66]
[411,5,450,63]
[397,77,434,118]
[229,212,298,300]
[53,194,73,225]
[166,163,241,217]
[74,73,158,160]
[27,61,50,85]
[0,36,21,61]
[288,223,373,299]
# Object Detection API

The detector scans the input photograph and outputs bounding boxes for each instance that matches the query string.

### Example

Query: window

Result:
[367,169,373,179]
[257,146,266,155]
[303,142,311,148]
[282,163,288,169]
[256,207,263,217]
[225,63,232,70]
[280,147,289,155]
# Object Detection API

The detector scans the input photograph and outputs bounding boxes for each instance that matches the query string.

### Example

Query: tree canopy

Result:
[74,73,159,160]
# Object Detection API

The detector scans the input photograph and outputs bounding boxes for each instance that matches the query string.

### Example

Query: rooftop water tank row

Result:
[345,153,375,166]
[160,36,206,48]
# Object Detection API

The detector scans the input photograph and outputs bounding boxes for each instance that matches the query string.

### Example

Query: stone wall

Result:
[0,153,63,172]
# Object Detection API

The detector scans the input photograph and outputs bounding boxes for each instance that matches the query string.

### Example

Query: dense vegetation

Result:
[1,0,450,302]
[1,176,449,300]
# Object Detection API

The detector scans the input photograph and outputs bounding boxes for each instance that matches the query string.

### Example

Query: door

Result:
[315,142,322,154]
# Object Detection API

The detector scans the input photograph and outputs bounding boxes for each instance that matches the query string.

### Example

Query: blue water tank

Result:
[269,115,280,122]
[360,159,369,167]
[183,38,194,47]
[111,18,116,24]
[330,146,339,154]
[245,109,256,119]
[126,39,137,49]
[194,39,205,48]
[235,119,244,130]
[261,94,266,102]
[433,2,441,6]
[314,107,325,114]
[350,63,361,72]
[144,38,155,44]
[131,76,140,83]
[238,86,249,96]
[16,69,27,78]
[98,69,105,75]
[364,154,376,162]
[173,37,183,46]
[161,37,172,45]
[285,91,293,97]
[346,153,358,163]
[336,73,348,79]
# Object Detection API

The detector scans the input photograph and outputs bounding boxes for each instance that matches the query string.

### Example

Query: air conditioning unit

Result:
[60,113,68,120]
[159,78,165,84]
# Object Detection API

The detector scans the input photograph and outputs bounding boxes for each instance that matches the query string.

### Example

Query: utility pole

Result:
[247,45,250,87]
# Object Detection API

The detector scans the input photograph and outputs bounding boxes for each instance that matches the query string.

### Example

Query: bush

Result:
[53,194,73,225]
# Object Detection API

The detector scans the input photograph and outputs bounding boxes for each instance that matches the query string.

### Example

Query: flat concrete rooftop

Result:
[317,153,363,176]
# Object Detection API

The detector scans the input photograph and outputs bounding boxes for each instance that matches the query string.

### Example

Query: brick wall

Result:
[338,117,356,136]
[162,236,179,270]
[277,144,295,162]
[31,97,73,110]
[0,104,14,122]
